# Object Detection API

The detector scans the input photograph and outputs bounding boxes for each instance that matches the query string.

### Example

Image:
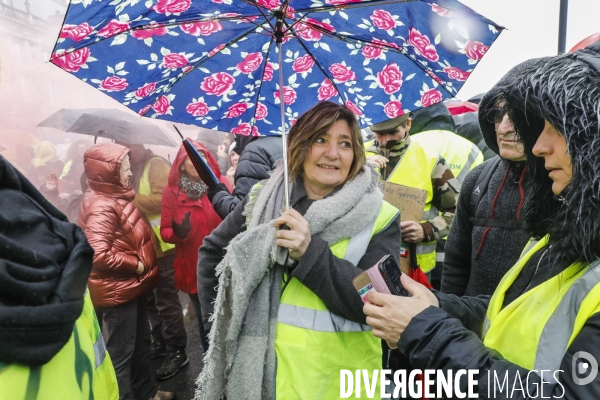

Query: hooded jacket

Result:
[440,60,544,296]
[160,139,230,294]
[0,154,93,366]
[210,136,283,219]
[78,143,158,307]
[399,53,600,399]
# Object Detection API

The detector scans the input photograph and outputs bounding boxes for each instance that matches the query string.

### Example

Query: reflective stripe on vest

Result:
[138,157,175,253]
[0,292,119,400]
[93,335,107,369]
[278,303,371,332]
[411,130,484,185]
[483,235,600,373]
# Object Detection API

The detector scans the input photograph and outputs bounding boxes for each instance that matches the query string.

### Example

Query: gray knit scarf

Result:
[195,163,383,400]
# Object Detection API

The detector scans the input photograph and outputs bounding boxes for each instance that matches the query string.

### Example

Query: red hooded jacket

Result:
[79,143,158,307]
[160,139,231,293]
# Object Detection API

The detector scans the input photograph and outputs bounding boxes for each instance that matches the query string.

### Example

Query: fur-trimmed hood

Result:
[503,42,600,268]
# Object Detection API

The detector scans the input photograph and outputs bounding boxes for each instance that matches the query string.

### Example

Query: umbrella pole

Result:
[277,36,290,210]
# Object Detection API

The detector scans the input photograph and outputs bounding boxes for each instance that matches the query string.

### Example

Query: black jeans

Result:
[97,295,157,400]
[147,254,187,350]
[188,293,210,352]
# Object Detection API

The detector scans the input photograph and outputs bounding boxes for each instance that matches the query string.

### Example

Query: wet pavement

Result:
[152,292,205,400]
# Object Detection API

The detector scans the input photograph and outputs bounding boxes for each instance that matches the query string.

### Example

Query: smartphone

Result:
[377,255,409,296]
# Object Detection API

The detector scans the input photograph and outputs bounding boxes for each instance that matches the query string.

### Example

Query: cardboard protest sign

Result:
[378,181,428,273]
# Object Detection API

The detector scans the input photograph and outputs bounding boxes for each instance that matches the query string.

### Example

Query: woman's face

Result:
[120,156,132,186]
[532,121,572,195]
[180,155,202,181]
[230,151,240,168]
[302,119,354,198]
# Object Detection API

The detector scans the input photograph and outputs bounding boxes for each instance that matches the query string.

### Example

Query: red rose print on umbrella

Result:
[383,100,404,118]
[162,53,188,69]
[274,86,297,105]
[225,102,249,118]
[51,48,91,73]
[421,88,442,107]
[408,27,439,62]
[100,76,128,91]
[135,82,157,98]
[236,53,263,74]
[464,41,489,61]
[131,23,168,40]
[200,72,235,96]
[317,79,338,101]
[153,0,191,14]
[152,95,172,115]
[330,63,356,82]
[180,21,223,36]
[255,102,268,120]
[186,101,210,117]
[97,20,130,38]
[345,100,362,116]
[443,66,470,81]
[231,123,259,136]
[370,10,397,31]
[377,63,403,95]
[60,23,93,42]
[292,55,314,73]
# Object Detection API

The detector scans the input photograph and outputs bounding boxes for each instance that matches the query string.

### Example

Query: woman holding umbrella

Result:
[362,47,600,398]
[196,101,401,399]
[160,139,231,353]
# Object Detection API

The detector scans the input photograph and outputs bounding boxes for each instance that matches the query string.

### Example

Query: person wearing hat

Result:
[365,114,459,277]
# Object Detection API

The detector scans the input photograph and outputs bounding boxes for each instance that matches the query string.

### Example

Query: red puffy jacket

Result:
[79,143,158,307]
[160,139,231,294]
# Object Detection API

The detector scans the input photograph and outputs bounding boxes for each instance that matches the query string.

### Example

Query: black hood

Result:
[0,155,93,366]
[409,103,456,134]
[503,43,600,269]
[478,58,549,155]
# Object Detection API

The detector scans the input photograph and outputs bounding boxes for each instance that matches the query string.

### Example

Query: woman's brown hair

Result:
[287,101,365,182]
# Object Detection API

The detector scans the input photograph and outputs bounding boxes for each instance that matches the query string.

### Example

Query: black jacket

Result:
[198,177,401,331]
[441,61,538,297]
[210,136,283,219]
[400,248,600,399]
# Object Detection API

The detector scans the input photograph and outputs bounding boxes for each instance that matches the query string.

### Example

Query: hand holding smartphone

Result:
[353,255,409,303]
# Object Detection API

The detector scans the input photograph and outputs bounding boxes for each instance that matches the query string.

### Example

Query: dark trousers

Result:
[147,254,187,350]
[188,293,210,352]
[97,295,157,400]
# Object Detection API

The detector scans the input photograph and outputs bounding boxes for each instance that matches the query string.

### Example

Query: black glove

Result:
[172,212,192,240]
[207,182,230,202]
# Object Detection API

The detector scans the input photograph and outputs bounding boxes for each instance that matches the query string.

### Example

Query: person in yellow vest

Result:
[0,154,118,400]
[365,114,460,276]
[409,103,484,289]
[363,49,600,398]
[196,101,401,399]
[119,143,188,381]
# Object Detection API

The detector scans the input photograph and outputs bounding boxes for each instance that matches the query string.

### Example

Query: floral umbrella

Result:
[50,0,502,205]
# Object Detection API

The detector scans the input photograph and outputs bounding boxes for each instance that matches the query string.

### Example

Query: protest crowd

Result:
[2,2,600,400]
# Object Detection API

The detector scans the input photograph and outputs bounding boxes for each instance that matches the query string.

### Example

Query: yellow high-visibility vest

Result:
[138,157,175,253]
[0,291,119,400]
[365,140,438,272]
[248,182,400,399]
[483,235,600,372]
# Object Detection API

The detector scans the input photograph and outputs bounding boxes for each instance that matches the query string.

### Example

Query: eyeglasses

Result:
[485,108,505,124]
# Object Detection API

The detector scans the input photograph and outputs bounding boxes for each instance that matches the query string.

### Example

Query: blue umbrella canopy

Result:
[50,0,502,136]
